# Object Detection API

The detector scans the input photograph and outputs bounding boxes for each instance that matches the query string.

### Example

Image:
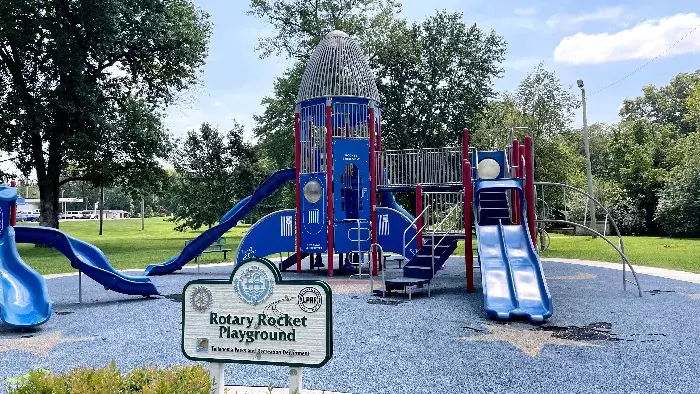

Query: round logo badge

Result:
[190,286,213,312]
[234,265,273,304]
[297,287,322,313]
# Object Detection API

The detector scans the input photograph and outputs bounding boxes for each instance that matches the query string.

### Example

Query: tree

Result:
[375,12,506,149]
[248,0,401,60]
[250,1,506,159]
[168,122,265,231]
[655,131,700,237]
[0,0,211,228]
[620,70,700,136]
[516,63,578,142]
[686,81,700,128]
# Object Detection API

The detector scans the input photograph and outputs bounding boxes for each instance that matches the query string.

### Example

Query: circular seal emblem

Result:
[190,285,213,312]
[234,265,273,304]
[297,287,322,313]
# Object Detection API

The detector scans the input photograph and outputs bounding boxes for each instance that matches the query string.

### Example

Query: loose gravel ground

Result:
[1,258,699,393]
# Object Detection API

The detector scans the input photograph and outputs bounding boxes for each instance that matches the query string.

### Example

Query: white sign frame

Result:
[181,257,333,368]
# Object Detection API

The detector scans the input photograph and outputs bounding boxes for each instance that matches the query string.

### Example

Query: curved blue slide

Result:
[0,187,52,327]
[475,179,552,322]
[0,226,53,327]
[144,168,295,276]
[14,226,159,296]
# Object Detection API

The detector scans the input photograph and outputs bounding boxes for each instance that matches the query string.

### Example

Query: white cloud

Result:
[553,13,700,65]
[514,8,536,17]
[547,6,625,29]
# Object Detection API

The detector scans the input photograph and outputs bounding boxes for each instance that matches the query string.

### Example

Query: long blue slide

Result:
[14,226,159,296]
[0,187,51,328]
[144,168,295,276]
[0,226,52,327]
[475,179,552,322]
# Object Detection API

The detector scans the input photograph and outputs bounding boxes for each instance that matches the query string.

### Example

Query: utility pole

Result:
[577,80,596,231]
[99,185,104,236]
[141,197,145,230]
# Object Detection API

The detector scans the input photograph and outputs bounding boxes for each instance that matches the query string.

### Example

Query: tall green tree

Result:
[655,131,700,237]
[0,0,210,227]
[375,12,506,149]
[620,70,700,136]
[516,62,578,142]
[168,123,265,231]
[250,0,506,158]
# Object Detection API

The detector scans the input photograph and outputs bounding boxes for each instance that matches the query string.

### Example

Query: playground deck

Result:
[1,258,699,393]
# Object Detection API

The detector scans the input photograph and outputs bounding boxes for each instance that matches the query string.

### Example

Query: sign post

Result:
[182,258,333,393]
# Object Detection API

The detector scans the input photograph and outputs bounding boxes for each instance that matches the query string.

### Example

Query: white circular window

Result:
[477,158,501,179]
[303,180,323,204]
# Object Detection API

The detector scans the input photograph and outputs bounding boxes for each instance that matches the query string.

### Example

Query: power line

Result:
[590,22,700,96]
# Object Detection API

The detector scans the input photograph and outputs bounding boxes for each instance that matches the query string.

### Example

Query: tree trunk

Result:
[141,197,145,230]
[37,170,61,229]
[99,185,104,235]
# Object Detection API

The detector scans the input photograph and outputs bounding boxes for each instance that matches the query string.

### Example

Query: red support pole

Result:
[518,144,526,224]
[369,102,378,276]
[294,110,302,273]
[511,139,520,224]
[325,99,334,277]
[9,180,17,226]
[463,160,473,292]
[524,136,536,247]
[415,184,423,250]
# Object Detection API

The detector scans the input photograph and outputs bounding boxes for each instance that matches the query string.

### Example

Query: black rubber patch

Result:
[645,290,675,295]
[539,322,617,341]
[367,298,404,306]
[55,311,74,315]
[164,293,183,302]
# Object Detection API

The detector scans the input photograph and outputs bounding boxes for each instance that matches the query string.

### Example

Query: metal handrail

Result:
[534,181,642,296]
[429,202,464,297]
[402,204,430,261]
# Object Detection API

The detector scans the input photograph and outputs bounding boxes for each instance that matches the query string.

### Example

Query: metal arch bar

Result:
[537,218,642,297]
[534,181,627,254]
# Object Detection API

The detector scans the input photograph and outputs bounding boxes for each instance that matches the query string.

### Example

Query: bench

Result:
[185,237,233,263]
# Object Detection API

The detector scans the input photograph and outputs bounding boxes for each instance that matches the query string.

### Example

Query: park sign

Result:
[181,258,332,368]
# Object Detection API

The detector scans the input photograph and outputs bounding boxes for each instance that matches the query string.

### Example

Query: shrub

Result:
[7,363,210,394]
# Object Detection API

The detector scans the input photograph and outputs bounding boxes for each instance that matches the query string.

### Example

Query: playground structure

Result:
[144,30,640,321]
[0,30,643,328]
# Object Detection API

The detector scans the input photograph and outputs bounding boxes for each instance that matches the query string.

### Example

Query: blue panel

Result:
[471,150,507,179]
[375,207,417,259]
[300,173,328,252]
[332,139,370,222]
[334,220,371,253]
[235,209,296,262]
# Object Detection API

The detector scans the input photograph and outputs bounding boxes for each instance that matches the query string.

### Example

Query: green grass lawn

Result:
[14,218,700,275]
[455,234,700,273]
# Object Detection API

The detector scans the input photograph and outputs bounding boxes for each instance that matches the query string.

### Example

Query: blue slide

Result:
[0,187,52,327]
[14,226,159,296]
[475,179,552,322]
[144,168,295,276]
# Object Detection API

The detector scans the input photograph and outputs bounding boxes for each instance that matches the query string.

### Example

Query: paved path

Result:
[1,258,699,393]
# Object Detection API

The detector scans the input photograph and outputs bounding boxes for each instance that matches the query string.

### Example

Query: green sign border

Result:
[181,257,333,368]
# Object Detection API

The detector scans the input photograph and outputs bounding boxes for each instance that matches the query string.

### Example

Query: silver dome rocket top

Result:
[296,30,380,104]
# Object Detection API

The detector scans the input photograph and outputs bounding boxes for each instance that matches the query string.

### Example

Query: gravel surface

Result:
[1,258,699,393]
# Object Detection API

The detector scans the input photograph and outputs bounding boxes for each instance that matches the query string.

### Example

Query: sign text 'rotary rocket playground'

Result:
[182,258,332,393]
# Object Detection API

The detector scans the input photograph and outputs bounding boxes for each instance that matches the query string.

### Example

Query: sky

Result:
[165,0,700,141]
